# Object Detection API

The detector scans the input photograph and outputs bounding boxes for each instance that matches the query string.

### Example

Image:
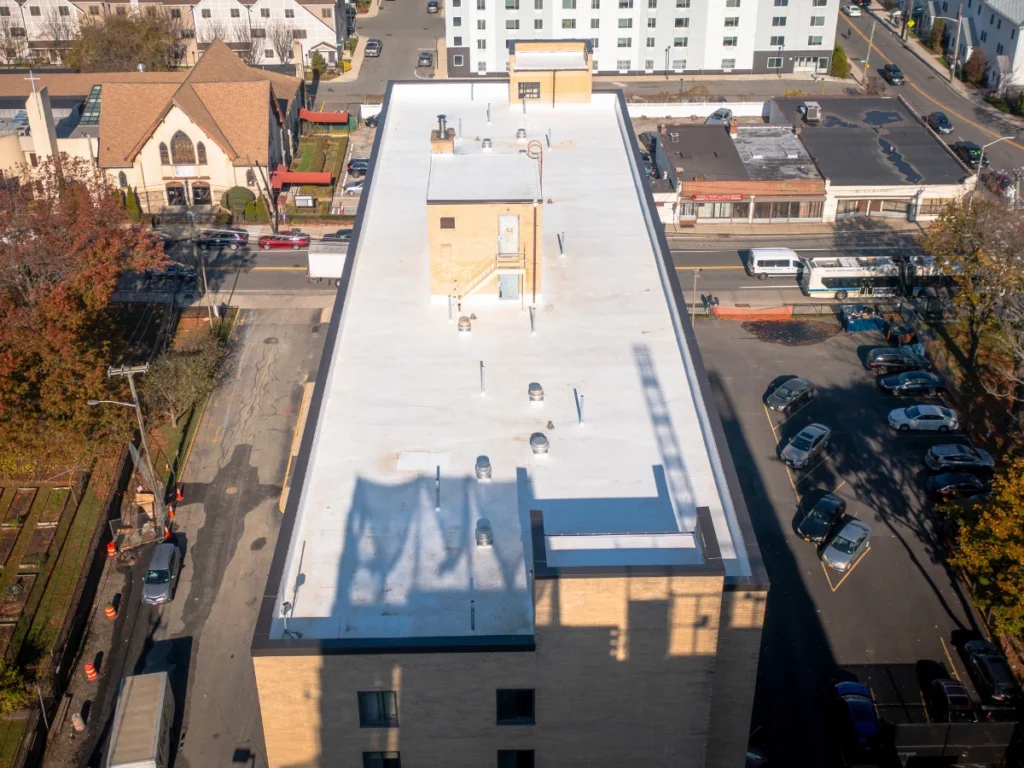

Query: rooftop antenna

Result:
[435,466,441,512]
[479,360,485,395]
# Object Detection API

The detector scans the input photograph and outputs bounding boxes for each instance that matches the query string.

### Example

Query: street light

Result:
[975,136,1016,190]
[691,268,701,317]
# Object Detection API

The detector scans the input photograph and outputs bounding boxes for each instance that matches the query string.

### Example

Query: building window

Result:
[285,8,294,17]
[292,29,306,37]
[170,132,195,165]
[996,17,1001,28]
[676,0,690,6]
[10,25,25,35]
[644,57,654,68]
[322,7,332,16]
[725,16,738,25]
[647,17,656,26]
[358,692,399,727]
[507,0,519,8]
[0,7,8,15]
[88,5,99,14]
[767,56,782,67]
[721,57,735,67]
[616,58,631,68]
[196,142,207,165]
[261,8,270,16]
[159,143,170,165]
[478,0,486,8]
[562,0,575,7]
[770,35,784,44]
[496,690,535,725]
[918,199,953,215]
[118,171,128,188]
[811,0,825,5]
[617,36,631,45]
[252,28,265,36]
[810,15,824,24]
[979,30,987,40]
[725,0,739,6]
[818,56,829,69]
[453,0,461,5]
[672,58,685,68]
[477,19,485,27]
[452,16,461,24]
[673,36,686,45]
[996,42,1004,53]
[165,183,184,205]
[453,53,464,65]
[808,35,822,44]
[618,17,632,26]
[518,81,541,98]
[592,36,598,46]
[723,36,737,45]
[201,9,211,17]
[591,18,599,26]
[618,0,632,7]
[498,752,535,768]
[115,6,126,14]
[772,16,786,25]
[675,16,688,25]
[477,39,486,48]
[646,35,655,45]
[170,8,181,17]
[29,7,40,16]
[648,0,657,6]
[245,170,256,186]
[363,754,401,768]
[534,18,543,26]
[477,61,487,71]
[507,18,519,27]
[230,8,240,17]
[562,17,575,26]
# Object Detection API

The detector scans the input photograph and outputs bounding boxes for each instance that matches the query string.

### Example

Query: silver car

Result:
[142,542,180,605]
[705,108,733,125]
[780,423,831,469]
[819,518,871,572]
[765,377,815,413]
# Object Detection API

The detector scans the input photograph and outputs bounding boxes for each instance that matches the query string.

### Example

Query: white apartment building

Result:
[444,0,839,76]
[922,0,1024,88]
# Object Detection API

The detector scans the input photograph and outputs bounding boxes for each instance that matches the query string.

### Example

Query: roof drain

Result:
[530,433,549,454]
[528,382,544,402]
[482,137,493,151]
[475,456,492,480]
[516,128,527,141]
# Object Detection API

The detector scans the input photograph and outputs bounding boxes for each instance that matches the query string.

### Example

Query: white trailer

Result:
[106,673,174,768]
[308,240,349,280]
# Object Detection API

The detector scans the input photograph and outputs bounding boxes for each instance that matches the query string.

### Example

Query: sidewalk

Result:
[666,219,926,238]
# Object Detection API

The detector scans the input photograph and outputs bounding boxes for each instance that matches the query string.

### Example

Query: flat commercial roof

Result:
[427,152,541,202]
[774,97,966,186]
[266,83,756,645]
[513,50,589,70]
[666,125,749,182]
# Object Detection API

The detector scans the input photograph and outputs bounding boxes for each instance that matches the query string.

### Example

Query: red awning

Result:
[270,164,333,189]
[299,108,350,124]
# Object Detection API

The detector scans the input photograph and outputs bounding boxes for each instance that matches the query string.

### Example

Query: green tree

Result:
[67,11,186,72]
[830,44,849,79]
[0,663,30,715]
[125,187,142,222]
[221,186,256,216]
[310,51,328,77]
[964,46,987,85]
[926,18,946,53]
[141,328,224,427]
[947,457,1024,636]
[253,196,270,223]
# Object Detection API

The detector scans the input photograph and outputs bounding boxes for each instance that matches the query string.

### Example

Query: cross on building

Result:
[24,71,41,97]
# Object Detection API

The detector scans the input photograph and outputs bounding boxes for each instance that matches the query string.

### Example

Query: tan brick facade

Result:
[508,40,593,106]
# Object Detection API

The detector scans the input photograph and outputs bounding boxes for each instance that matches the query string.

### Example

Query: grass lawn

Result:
[0,720,27,765]
[292,137,348,198]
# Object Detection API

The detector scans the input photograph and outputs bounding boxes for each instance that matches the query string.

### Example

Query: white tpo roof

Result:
[513,50,590,70]
[271,83,751,642]
[427,152,541,202]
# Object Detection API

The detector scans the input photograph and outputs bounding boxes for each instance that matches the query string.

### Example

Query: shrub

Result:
[214,210,233,226]
[221,185,256,215]
[244,199,257,222]
[830,44,849,79]
[310,51,327,77]
[964,47,987,86]
[253,197,270,223]
[125,188,142,221]
[926,18,945,53]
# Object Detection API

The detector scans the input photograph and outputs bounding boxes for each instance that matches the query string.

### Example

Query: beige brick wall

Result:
[427,201,542,300]
[508,69,593,106]
[254,573,727,768]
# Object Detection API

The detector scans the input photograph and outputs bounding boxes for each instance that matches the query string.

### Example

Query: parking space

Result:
[694,318,988,764]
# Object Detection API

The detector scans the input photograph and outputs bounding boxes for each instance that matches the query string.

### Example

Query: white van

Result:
[747,247,803,280]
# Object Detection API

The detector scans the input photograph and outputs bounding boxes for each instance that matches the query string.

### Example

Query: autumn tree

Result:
[921,199,1024,378]
[926,18,945,54]
[141,328,224,427]
[0,663,30,716]
[947,457,1024,635]
[67,11,184,72]
[964,46,987,86]
[0,155,165,474]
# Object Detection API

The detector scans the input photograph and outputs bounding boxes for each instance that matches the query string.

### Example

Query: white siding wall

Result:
[193,0,338,65]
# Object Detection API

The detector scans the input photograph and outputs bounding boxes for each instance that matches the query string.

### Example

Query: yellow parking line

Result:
[825,546,871,593]
[940,636,961,680]
[832,479,847,494]
[765,404,801,504]
[762,403,780,440]
[793,451,834,485]
[843,20,1024,152]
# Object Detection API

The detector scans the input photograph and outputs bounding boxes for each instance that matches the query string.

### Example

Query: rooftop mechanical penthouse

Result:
[251,41,767,768]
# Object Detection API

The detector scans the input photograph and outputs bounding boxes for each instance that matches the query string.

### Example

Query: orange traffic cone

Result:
[175,485,183,501]
[167,504,175,520]
[106,541,117,558]
[104,603,117,620]
[83,663,97,681]
[164,525,172,540]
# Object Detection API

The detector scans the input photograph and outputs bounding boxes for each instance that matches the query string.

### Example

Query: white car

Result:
[843,3,862,15]
[888,404,958,432]
[344,180,365,195]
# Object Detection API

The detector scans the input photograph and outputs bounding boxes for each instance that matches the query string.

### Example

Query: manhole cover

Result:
[264,337,279,345]
[741,320,841,346]
[225,486,239,495]
[310,325,320,334]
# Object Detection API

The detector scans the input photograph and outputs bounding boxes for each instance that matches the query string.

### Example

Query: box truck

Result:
[106,673,174,768]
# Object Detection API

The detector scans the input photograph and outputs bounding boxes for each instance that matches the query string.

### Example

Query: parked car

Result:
[347,158,371,177]
[878,371,944,396]
[882,63,905,85]
[258,230,310,250]
[322,228,354,242]
[929,679,980,723]
[952,140,990,169]
[925,443,995,475]
[962,640,1020,706]
[363,113,380,128]
[765,376,815,413]
[865,347,931,374]
[819,518,871,571]
[344,179,365,195]
[142,542,181,605]
[705,108,733,125]
[889,404,958,432]
[418,51,433,67]
[795,491,846,543]
[829,680,880,762]
[843,3,862,14]
[427,0,439,10]
[197,228,249,250]
[145,261,196,281]
[638,131,658,152]
[926,111,954,134]
[926,472,990,500]
[780,423,831,469]
[365,39,383,57]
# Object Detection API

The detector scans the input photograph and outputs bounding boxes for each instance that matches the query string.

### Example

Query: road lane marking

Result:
[940,636,961,680]
[738,285,803,290]
[763,403,780,441]
[673,265,746,270]
[205,266,307,272]
[843,19,1024,152]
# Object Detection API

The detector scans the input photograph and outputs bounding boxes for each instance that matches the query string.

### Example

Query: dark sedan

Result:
[765,376,815,413]
[962,640,1020,706]
[830,681,880,763]
[866,347,931,374]
[882,63,905,85]
[925,443,995,476]
[926,111,954,134]
[795,491,845,543]
[929,678,979,723]
[926,472,989,500]
[145,261,196,281]
[879,370,944,396]
[952,141,990,170]
[322,228,354,242]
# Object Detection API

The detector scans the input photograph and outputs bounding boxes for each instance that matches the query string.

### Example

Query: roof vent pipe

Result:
[530,433,549,454]
[458,316,472,332]
[516,128,527,141]
[475,455,492,480]
[437,113,447,138]
[475,519,493,546]
[482,137,493,151]
[528,382,544,402]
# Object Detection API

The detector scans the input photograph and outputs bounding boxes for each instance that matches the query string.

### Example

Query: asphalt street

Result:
[837,9,1024,172]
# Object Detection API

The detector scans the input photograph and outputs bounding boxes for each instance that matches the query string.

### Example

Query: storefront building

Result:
[679,181,826,225]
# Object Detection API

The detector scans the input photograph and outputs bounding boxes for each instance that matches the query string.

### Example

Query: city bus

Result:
[899,255,958,298]
[799,256,903,300]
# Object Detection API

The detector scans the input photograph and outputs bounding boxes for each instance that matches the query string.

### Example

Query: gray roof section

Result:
[988,0,1024,26]
[733,125,822,181]
[661,125,749,182]
[774,97,967,187]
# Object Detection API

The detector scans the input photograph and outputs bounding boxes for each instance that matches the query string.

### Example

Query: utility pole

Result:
[949,8,963,83]
[187,211,216,323]
[691,268,701,317]
[864,20,876,79]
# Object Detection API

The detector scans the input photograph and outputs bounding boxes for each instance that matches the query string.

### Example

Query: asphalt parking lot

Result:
[694,317,989,765]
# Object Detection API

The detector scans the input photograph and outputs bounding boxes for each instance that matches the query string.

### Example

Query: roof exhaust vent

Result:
[437,113,447,138]
[475,519,493,547]
[475,455,492,480]
[516,128,527,140]
[482,137,493,151]
[528,382,544,402]
[458,316,472,332]
[530,433,549,454]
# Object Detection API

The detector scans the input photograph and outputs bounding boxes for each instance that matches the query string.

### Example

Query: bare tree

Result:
[197,16,229,45]
[266,19,292,63]
[0,16,27,64]
[163,9,190,68]
[233,22,263,66]
[40,7,78,63]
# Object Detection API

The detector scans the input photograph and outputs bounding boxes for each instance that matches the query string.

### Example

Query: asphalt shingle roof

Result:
[988,0,1024,27]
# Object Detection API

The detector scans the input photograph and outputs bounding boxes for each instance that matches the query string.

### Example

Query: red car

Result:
[258,230,310,250]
